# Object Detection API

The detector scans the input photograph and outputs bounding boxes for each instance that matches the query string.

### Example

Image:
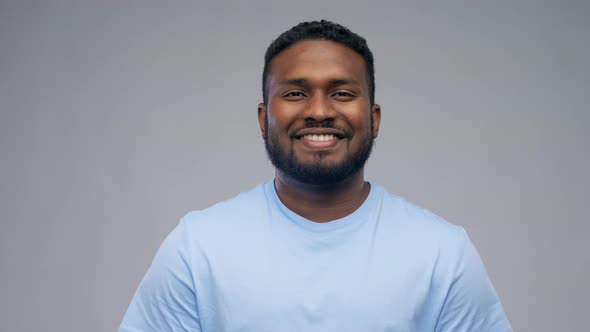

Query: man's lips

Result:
[299,133,341,149]
[290,127,350,150]
[291,127,348,140]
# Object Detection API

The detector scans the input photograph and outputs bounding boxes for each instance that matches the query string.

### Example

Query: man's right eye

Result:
[283,91,306,100]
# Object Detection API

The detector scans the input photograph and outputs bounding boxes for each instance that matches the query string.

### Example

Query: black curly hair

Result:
[262,20,375,105]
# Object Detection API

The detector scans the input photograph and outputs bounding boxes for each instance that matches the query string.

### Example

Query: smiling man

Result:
[120,20,512,332]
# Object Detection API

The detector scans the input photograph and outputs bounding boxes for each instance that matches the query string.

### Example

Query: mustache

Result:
[289,119,352,139]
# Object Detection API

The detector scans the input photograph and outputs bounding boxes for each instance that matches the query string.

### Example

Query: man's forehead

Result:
[268,40,367,87]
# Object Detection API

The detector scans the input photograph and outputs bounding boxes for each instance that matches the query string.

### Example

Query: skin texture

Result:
[258,40,381,222]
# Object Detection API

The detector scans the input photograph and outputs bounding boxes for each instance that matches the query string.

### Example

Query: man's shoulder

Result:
[176,181,270,240]
[183,181,267,222]
[377,185,465,243]
[375,185,472,275]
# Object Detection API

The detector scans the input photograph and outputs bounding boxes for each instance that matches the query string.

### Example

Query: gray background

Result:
[1,1,588,331]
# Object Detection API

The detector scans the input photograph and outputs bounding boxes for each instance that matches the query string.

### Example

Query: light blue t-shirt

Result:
[120,181,512,331]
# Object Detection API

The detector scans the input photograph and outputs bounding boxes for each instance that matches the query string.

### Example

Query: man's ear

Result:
[257,103,266,138]
[371,104,381,138]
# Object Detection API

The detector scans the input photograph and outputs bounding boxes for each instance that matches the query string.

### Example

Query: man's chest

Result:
[193,241,443,332]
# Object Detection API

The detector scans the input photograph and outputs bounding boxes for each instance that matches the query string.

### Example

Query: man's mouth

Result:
[292,128,348,140]
[291,127,349,149]
[301,134,339,141]
[298,133,341,149]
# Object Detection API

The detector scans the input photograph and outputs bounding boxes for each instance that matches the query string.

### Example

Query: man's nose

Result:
[302,93,335,121]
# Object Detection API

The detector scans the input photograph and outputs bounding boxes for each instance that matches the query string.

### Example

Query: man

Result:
[120,20,512,331]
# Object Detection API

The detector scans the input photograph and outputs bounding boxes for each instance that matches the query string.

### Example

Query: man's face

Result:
[258,40,381,185]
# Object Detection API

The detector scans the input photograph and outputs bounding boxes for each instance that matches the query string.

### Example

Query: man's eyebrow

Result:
[278,78,361,86]
[279,78,307,86]
[329,78,361,86]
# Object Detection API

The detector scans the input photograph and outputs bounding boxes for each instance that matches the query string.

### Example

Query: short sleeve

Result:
[435,228,512,332]
[119,218,201,332]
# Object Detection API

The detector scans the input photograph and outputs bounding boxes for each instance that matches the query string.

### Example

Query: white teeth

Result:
[303,134,337,141]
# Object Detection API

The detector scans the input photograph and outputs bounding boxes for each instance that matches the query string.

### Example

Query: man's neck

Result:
[273,170,371,223]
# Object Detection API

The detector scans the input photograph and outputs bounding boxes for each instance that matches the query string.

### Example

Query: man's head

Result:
[259,20,380,186]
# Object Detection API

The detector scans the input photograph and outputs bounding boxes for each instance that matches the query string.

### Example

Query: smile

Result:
[302,134,338,141]
[299,134,341,149]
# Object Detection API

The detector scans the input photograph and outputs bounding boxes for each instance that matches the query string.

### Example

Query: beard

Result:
[264,118,375,185]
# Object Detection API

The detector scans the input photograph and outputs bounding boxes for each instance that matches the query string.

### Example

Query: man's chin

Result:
[282,162,353,185]
[265,141,372,185]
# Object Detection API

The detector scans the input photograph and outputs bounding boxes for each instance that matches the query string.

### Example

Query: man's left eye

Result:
[332,91,355,99]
